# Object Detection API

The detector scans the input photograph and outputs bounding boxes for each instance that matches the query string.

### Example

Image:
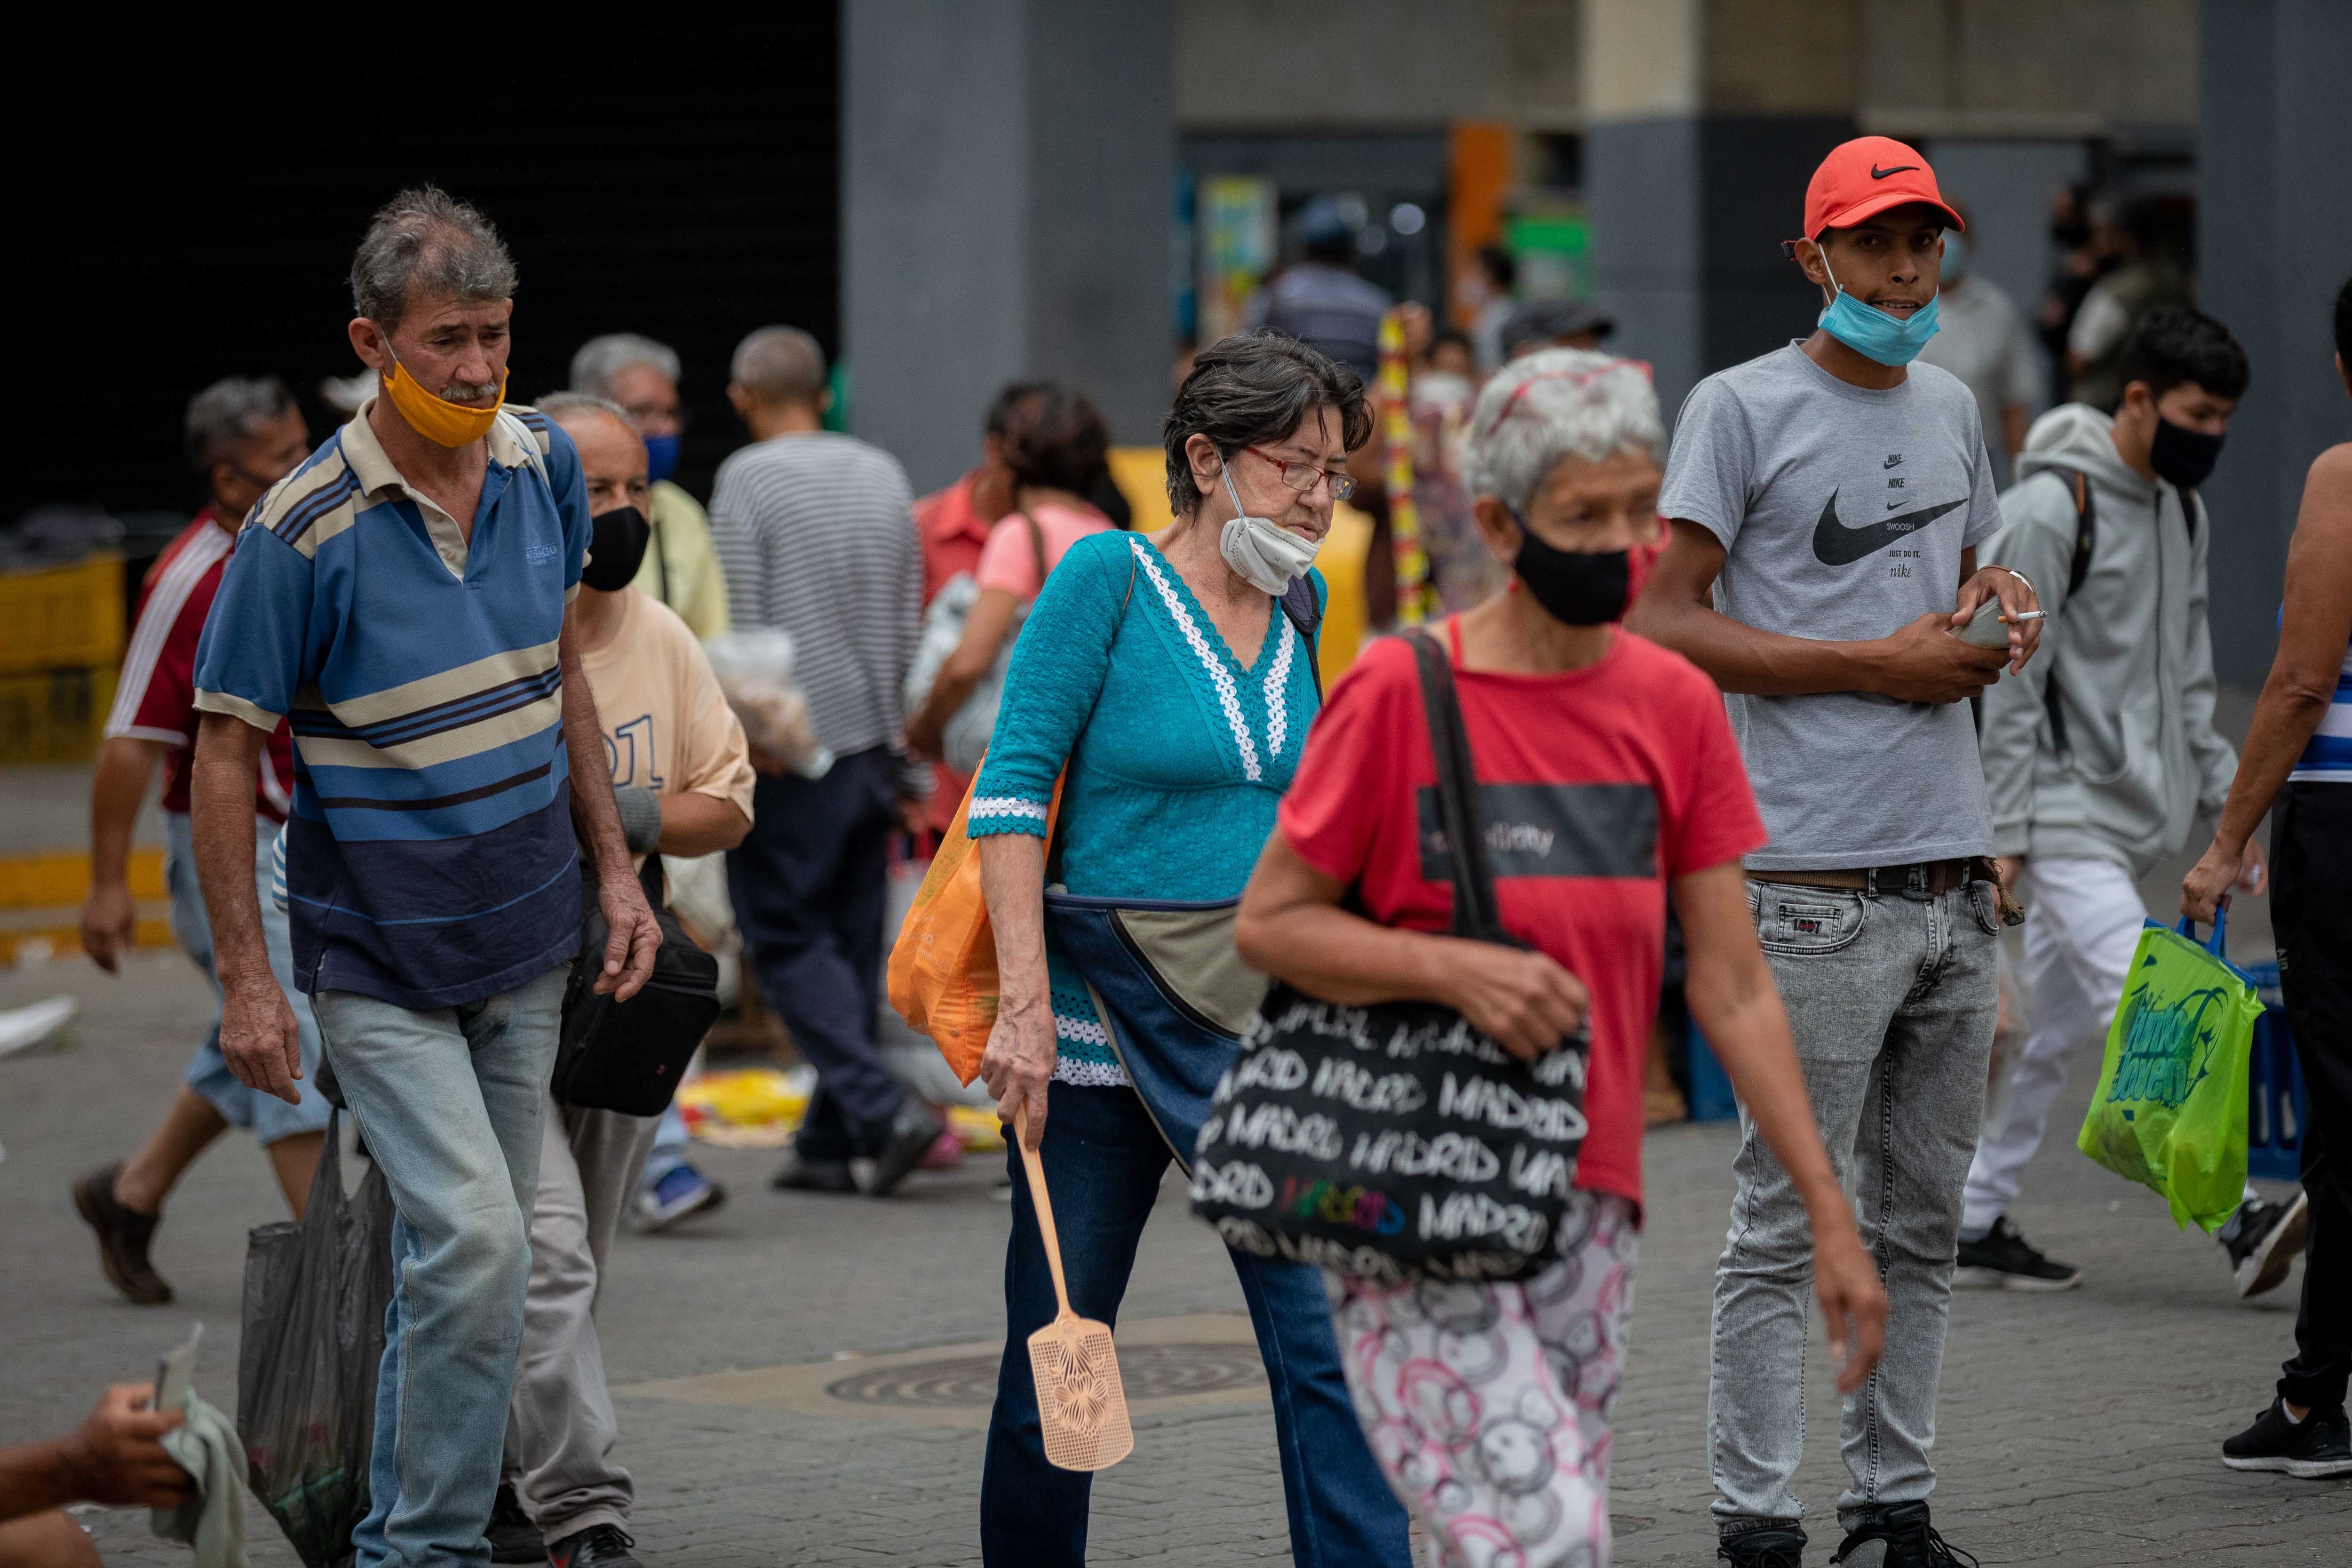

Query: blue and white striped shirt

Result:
[194,401,592,1009]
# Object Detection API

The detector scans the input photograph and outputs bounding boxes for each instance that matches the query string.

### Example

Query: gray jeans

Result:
[1709,874,2000,1528]
[502,1091,660,1541]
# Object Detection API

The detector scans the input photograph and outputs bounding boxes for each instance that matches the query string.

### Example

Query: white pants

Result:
[1961,856,2255,1234]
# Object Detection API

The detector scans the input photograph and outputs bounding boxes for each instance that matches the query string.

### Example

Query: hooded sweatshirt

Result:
[1978,403,2237,876]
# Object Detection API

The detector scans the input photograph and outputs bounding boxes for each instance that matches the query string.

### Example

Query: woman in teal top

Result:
[966,334,1408,1568]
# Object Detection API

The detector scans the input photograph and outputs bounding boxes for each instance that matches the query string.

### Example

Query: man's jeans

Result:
[504,1091,660,1542]
[315,965,568,1568]
[980,1082,1411,1568]
[1710,875,1999,1528]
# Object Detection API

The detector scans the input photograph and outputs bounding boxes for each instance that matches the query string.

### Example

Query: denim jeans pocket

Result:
[1965,877,2012,935]
[1747,882,1868,955]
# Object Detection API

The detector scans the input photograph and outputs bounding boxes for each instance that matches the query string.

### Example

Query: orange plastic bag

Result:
[888,768,1063,1084]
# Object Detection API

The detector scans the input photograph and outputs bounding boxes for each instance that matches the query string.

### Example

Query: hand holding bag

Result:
[556,855,723,1115]
[1190,628,1591,1283]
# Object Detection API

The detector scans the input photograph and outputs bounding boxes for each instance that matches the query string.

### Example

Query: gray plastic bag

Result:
[236,1111,394,1568]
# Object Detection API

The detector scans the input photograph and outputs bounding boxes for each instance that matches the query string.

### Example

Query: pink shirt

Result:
[973,502,1111,601]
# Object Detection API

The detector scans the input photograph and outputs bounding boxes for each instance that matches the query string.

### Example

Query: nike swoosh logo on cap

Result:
[1812,490,1967,566]
[1870,163,1920,179]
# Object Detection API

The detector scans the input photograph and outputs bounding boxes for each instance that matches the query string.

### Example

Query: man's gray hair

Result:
[184,376,296,471]
[350,186,517,329]
[730,326,827,404]
[537,391,639,434]
[570,334,681,398]
[1464,349,1665,511]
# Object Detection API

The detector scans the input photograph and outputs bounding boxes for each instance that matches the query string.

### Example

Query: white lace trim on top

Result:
[1263,612,1296,761]
[1052,1056,1132,1088]
[1053,1013,1111,1047]
[970,795,1049,823]
[1128,535,1263,782]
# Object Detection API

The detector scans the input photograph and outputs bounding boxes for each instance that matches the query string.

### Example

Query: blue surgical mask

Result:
[643,433,681,485]
[1817,251,1941,366]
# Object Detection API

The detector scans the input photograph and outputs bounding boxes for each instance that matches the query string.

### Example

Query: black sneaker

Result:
[1718,1522,1808,1566]
[2218,1191,2308,1299]
[2221,1399,2352,1479]
[72,1164,172,1305]
[1832,1502,1977,1567]
[486,1482,544,1563]
[770,1149,858,1194]
[865,1103,947,1197]
[547,1524,641,1568]
[1953,1216,2080,1292]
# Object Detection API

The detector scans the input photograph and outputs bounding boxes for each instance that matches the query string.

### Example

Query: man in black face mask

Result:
[489,395,755,1568]
[1964,307,2296,1297]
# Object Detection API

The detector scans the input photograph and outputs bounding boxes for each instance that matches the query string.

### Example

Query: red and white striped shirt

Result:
[104,509,294,820]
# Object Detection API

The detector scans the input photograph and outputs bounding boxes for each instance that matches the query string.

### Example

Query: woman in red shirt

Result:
[1233,350,1885,1567]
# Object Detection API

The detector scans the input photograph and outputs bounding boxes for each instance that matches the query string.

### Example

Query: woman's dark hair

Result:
[2117,306,2251,402]
[996,382,1111,496]
[1161,330,1373,515]
[2335,274,2350,366]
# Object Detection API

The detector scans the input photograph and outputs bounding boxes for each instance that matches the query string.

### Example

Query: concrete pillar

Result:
[2195,0,2352,682]
[1580,0,1861,420]
[843,0,1174,493]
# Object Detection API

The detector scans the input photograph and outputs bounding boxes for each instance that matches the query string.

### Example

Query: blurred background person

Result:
[905,383,1112,766]
[1248,195,1392,383]
[1499,296,1615,361]
[1462,242,1517,372]
[1967,308,2284,1295]
[570,333,729,638]
[2066,195,2191,410]
[709,325,945,1198]
[1916,199,2042,486]
[72,376,328,1306]
[1424,324,1477,384]
[493,394,755,1568]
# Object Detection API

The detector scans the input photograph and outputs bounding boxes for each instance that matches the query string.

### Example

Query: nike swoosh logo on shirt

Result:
[1811,490,1968,565]
[1871,163,1920,179]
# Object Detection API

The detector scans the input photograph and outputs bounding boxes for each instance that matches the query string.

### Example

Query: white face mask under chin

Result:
[1216,465,1320,595]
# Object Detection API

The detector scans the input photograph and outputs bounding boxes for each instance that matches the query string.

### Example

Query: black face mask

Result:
[1510,509,1630,627]
[581,506,650,591]
[2149,417,2225,489]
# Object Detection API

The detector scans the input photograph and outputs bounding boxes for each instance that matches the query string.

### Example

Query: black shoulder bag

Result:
[1190,627,1590,1284]
[555,855,722,1115]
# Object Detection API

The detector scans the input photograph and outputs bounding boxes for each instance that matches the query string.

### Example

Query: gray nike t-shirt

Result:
[1658,343,2002,871]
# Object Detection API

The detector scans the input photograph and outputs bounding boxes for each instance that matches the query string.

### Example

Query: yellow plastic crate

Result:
[0,556,126,675]
[0,666,120,764]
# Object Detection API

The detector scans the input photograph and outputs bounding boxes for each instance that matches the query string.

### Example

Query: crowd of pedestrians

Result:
[50,137,2347,1568]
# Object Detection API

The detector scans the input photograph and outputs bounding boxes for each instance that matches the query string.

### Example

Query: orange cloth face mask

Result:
[381,353,508,447]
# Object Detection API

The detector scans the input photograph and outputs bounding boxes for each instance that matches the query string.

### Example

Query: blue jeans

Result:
[981,1082,1410,1568]
[313,965,568,1568]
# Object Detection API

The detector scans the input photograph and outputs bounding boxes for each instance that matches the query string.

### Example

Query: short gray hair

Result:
[1464,350,1665,511]
[350,186,517,329]
[729,326,827,404]
[570,334,681,398]
[1162,330,1371,515]
[537,391,639,437]
[184,376,296,470]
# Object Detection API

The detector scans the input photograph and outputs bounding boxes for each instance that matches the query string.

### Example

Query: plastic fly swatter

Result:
[1017,1107,1133,1471]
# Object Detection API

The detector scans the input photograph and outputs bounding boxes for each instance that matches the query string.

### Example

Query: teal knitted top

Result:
[968,530,1324,1085]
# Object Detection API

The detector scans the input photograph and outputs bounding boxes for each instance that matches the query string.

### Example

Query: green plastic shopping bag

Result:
[2076,912,2263,1233]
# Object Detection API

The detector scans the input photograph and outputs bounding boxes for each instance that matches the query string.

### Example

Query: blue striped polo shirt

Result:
[194,401,592,1009]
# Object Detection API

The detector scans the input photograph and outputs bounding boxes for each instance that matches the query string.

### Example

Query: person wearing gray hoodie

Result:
[1962,307,2305,1296]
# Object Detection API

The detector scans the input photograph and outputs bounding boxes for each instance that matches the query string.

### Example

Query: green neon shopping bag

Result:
[2076,912,2263,1233]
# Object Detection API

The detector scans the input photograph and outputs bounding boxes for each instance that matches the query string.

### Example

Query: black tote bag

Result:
[555,854,722,1115]
[1189,628,1590,1283]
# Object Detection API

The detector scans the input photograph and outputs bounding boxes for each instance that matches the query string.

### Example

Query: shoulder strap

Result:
[2037,467,2095,758]
[498,409,552,490]
[1278,576,1324,703]
[1404,627,1501,942]
[1020,510,1048,587]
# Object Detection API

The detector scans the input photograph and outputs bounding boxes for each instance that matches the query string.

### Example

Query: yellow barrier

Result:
[0,556,125,676]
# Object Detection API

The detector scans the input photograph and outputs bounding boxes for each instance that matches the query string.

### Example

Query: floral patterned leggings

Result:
[1324,1192,1640,1568]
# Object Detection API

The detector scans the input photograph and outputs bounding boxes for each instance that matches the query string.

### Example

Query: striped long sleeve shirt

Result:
[707,431,925,773]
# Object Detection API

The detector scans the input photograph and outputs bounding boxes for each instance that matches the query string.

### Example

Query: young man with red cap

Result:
[1633,137,2042,1568]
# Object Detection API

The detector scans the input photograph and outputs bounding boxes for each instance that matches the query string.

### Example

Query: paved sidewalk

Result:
[4,949,2343,1566]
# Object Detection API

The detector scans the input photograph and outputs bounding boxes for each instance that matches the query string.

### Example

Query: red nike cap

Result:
[1802,136,1963,240]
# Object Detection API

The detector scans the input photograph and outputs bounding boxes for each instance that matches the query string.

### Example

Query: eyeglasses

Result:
[1242,446,1355,501]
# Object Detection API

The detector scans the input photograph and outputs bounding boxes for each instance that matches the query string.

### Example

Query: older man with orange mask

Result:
[188,186,661,1568]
